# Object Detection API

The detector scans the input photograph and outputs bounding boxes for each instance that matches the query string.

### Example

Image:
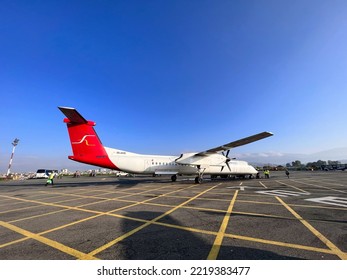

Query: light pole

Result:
[6,138,20,177]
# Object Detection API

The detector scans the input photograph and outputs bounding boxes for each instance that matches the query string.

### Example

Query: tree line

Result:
[285,160,345,170]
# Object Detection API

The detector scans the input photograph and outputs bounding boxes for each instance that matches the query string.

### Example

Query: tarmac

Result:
[0,171,346,260]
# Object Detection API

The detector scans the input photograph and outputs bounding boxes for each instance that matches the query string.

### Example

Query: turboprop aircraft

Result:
[59,107,273,183]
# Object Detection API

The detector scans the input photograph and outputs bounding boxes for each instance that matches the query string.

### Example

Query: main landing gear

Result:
[171,174,203,184]
[195,176,203,184]
[195,165,206,184]
[170,166,205,184]
[171,175,177,182]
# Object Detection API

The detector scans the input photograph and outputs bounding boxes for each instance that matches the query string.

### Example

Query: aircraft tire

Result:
[195,176,202,184]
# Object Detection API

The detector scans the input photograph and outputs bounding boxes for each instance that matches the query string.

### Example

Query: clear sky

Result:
[1,0,347,173]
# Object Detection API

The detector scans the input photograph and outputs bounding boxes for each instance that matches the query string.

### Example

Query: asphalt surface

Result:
[0,171,346,260]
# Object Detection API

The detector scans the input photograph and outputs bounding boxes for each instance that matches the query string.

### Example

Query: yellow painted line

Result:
[0,194,103,216]
[1,183,199,228]
[276,196,347,260]
[2,189,341,259]
[88,183,222,257]
[92,211,338,257]
[105,184,204,214]
[1,184,211,255]
[284,203,347,211]
[259,181,267,189]
[159,194,234,202]
[0,196,88,216]
[0,213,102,250]
[301,178,345,187]
[225,233,334,255]
[0,220,98,260]
[9,209,69,223]
[232,210,293,220]
[237,199,281,206]
[40,213,105,236]
[5,181,344,260]
[116,185,183,198]
[207,190,238,260]
[291,179,347,194]
[0,200,32,207]
[0,236,29,249]
[0,204,44,215]
[39,183,184,205]
[236,198,346,211]
[276,180,308,193]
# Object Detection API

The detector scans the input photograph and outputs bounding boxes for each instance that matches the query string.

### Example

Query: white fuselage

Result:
[104,147,258,176]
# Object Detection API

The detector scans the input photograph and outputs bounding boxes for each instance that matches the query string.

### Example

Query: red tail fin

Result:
[58,107,118,170]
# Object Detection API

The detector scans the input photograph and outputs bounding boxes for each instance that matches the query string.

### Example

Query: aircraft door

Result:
[145,159,154,172]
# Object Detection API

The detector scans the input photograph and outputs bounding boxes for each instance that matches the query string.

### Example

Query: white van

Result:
[34,169,57,179]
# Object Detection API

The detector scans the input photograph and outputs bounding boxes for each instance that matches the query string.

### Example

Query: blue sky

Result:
[1,0,347,173]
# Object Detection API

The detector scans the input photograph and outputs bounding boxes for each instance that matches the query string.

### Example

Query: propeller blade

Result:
[221,162,231,172]
[226,161,231,171]
[221,150,231,172]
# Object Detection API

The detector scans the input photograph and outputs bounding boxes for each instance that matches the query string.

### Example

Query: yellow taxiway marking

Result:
[108,212,338,256]
[88,183,222,257]
[2,181,346,259]
[276,196,347,260]
[0,220,98,260]
[291,179,347,194]
[207,190,239,260]
[276,180,308,193]
[225,233,334,255]
[0,184,187,255]
[301,178,346,187]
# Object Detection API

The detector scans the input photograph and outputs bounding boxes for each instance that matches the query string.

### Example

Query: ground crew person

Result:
[264,169,270,179]
[45,172,55,186]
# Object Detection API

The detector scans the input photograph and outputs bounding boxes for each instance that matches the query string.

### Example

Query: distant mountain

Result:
[310,147,347,162]
[234,147,347,166]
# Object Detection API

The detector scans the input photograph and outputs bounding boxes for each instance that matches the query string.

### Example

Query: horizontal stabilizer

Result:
[58,106,88,124]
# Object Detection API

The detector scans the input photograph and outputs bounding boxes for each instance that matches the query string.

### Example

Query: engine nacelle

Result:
[175,153,225,166]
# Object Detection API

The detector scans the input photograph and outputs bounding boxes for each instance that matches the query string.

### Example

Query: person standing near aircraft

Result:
[285,169,290,178]
[264,169,270,179]
[45,172,55,186]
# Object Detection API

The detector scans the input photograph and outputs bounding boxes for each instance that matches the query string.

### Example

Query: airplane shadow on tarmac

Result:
[95,211,301,260]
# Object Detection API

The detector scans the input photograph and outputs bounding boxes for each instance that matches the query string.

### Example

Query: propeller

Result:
[221,150,231,172]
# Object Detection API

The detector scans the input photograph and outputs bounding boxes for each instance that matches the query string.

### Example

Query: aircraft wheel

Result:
[171,175,177,182]
[195,176,202,184]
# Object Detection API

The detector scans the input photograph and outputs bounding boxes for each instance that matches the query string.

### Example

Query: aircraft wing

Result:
[196,131,273,155]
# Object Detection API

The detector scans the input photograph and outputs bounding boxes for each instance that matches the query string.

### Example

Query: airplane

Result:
[58,107,273,183]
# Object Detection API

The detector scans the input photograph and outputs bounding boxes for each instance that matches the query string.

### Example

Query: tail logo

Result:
[72,135,96,146]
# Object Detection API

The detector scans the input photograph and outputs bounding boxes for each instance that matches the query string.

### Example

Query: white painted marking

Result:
[305,196,347,208]
[226,186,259,191]
[256,190,311,197]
